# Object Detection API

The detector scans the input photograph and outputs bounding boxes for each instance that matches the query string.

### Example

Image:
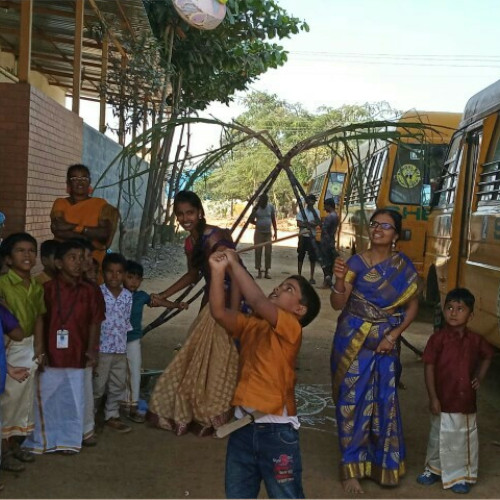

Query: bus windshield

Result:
[325,171,346,205]
[389,144,447,205]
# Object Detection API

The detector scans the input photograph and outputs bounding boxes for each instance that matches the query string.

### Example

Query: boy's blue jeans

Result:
[225,422,305,499]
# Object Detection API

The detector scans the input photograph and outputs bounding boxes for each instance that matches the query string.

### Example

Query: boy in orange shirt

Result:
[209,249,320,499]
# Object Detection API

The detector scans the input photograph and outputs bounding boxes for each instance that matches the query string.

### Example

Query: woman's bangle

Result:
[331,286,345,294]
[384,334,396,344]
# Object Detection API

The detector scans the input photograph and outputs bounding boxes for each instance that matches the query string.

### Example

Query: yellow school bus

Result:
[307,156,347,219]
[338,111,461,277]
[424,80,500,347]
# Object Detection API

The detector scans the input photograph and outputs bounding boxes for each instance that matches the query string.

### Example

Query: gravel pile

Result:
[141,243,186,280]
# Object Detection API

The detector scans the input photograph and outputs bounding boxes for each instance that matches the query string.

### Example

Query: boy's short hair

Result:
[102,252,127,272]
[0,232,37,258]
[445,287,475,312]
[55,240,84,261]
[324,198,336,210]
[288,274,321,327]
[40,239,61,259]
[68,237,93,253]
[125,260,144,278]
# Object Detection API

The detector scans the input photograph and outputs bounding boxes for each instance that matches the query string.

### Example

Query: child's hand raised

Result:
[222,248,239,265]
[176,301,189,310]
[209,250,229,271]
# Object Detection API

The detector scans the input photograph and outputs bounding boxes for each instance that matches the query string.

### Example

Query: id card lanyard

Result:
[55,279,80,349]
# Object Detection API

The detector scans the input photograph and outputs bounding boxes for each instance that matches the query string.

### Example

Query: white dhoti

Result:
[83,367,95,439]
[0,336,37,438]
[22,367,86,454]
[425,412,478,488]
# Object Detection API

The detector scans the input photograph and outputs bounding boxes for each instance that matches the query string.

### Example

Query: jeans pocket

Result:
[278,428,299,445]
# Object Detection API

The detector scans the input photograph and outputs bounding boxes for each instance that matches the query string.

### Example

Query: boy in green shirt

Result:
[0,233,45,471]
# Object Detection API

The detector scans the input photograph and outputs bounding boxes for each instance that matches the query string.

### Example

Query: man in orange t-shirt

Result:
[209,249,320,499]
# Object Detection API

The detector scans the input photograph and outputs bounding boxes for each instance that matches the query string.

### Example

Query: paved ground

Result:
[4,233,500,498]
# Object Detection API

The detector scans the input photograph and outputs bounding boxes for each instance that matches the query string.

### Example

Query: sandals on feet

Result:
[1,454,25,472]
[12,449,35,463]
[82,435,97,447]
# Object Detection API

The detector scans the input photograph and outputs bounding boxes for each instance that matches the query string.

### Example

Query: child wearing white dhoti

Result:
[417,288,494,495]
[23,240,103,454]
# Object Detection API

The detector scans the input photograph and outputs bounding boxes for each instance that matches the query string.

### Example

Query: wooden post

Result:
[99,35,108,133]
[18,0,33,83]
[118,56,127,145]
[72,0,85,114]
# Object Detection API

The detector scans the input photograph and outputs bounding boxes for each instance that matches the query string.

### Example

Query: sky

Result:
[81,0,500,152]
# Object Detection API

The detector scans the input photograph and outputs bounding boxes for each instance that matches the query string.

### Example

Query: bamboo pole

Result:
[236,232,300,254]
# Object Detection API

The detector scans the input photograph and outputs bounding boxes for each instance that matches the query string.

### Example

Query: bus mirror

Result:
[400,229,411,241]
[421,184,431,206]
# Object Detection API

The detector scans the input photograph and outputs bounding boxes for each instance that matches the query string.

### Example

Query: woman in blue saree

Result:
[330,209,421,494]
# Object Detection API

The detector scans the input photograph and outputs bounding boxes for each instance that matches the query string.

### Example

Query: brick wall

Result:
[0,83,30,234]
[0,83,147,262]
[0,83,82,252]
[25,85,82,243]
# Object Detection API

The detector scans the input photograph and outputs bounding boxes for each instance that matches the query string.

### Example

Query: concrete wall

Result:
[82,125,148,256]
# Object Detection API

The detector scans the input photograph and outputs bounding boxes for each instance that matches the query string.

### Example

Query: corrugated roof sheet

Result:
[0,0,161,102]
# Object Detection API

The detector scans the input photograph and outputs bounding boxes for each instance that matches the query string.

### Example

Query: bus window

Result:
[390,144,449,205]
[325,172,346,205]
[310,173,327,199]
[437,135,464,207]
[478,123,500,202]
[389,145,425,204]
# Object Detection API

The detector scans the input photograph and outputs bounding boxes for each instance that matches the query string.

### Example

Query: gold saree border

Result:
[340,460,406,485]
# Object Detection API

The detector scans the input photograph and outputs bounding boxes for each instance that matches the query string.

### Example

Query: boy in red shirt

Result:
[209,248,320,499]
[417,288,494,494]
[23,240,104,454]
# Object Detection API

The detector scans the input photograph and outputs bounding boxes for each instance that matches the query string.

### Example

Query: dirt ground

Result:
[5,231,500,498]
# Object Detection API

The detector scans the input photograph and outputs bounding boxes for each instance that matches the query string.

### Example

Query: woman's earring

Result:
[199,214,202,219]
[392,240,396,249]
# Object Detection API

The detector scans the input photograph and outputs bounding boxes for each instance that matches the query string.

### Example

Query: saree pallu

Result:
[331,252,420,485]
[147,304,239,436]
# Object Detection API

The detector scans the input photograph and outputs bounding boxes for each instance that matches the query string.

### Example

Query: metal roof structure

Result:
[0,0,161,105]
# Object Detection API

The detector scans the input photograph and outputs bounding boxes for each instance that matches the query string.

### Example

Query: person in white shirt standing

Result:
[296,194,321,284]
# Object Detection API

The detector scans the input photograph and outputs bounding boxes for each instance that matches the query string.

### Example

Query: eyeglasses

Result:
[369,220,396,231]
[69,176,90,183]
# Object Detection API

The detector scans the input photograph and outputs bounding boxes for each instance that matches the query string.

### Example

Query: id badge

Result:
[56,329,69,349]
